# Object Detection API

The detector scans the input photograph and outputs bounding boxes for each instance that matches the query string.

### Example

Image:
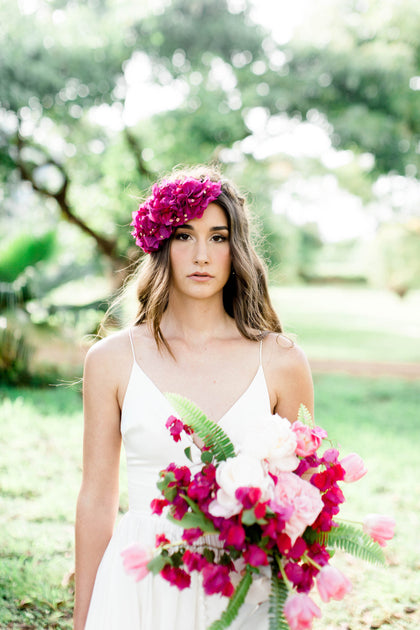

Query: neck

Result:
[161,292,234,344]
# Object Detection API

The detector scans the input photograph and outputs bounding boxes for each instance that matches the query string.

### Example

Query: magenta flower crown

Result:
[131,177,222,253]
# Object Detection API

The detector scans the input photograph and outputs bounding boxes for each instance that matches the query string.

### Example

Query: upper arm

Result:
[81,340,123,504]
[266,335,314,423]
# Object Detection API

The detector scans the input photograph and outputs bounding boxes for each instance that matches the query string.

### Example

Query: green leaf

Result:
[268,569,289,630]
[167,511,217,534]
[319,523,386,566]
[201,450,213,464]
[157,471,175,492]
[166,393,235,462]
[203,548,215,564]
[184,446,193,462]
[147,554,169,574]
[241,509,257,526]
[208,566,254,630]
[297,403,314,427]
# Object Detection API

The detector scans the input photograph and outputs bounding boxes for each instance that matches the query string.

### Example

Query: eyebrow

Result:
[176,224,229,231]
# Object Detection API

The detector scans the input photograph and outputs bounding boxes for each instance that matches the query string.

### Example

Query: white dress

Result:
[85,333,272,629]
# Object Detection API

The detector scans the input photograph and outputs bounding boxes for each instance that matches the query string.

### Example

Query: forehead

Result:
[186,202,228,227]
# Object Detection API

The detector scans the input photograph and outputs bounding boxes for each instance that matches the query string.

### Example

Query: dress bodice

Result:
[121,344,272,513]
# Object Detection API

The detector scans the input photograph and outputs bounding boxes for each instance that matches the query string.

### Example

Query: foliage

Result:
[0,326,32,385]
[166,392,236,461]
[208,568,254,630]
[268,566,289,630]
[0,230,56,283]
[322,523,386,566]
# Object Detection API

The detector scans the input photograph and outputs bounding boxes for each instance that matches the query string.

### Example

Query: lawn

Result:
[1,372,419,629]
[271,286,420,363]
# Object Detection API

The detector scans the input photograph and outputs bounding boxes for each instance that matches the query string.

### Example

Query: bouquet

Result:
[122,395,395,630]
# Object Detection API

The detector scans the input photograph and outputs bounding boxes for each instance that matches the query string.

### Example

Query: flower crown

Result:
[131,177,222,253]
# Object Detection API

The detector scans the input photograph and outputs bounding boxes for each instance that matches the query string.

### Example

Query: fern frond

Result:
[320,523,386,566]
[297,403,314,427]
[166,393,235,462]
[208,568,253,630]
[268,571,289,630]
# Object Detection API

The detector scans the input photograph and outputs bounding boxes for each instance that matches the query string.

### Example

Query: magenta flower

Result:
[160,565,191,590]
[150,498,168,515]
[165,416,185,442]
[182,550,208,572]
[182,527,203,545]
[363,514,395,547]
[131,178,222,253]
[340,453,368,482]
[202,564,234,597]
[121,544,152,582]
[243,544,268,567]
[316,565,352,602]
[291,421,327,457]
[284,593,322,630]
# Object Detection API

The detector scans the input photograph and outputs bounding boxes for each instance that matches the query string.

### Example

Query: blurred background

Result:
[0,0,419,628]
[1,0,419,383]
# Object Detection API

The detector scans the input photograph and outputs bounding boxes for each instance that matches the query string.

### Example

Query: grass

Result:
[271,286,420,363]
[1,373,419,629]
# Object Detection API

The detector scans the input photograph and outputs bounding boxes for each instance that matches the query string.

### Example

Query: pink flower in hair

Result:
[131,177,222,253]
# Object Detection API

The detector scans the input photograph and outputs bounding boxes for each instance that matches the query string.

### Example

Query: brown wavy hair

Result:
[134,165,282,352]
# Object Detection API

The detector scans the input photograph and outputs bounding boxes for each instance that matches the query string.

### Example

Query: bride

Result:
[74,166,313,629]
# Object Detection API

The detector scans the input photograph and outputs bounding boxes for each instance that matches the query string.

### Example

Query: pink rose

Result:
[270,472,323,543]
[340,453,367,482]
[363,514,395,547]
[291,421,327,457]
[284,593,322,630]
[316,565,352,602]
[121,544,152,581]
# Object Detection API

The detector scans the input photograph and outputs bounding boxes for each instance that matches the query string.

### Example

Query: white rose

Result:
[208,454,273,519]
[241,414,299,473]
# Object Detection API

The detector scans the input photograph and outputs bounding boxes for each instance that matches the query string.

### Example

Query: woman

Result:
[74,166,314,629]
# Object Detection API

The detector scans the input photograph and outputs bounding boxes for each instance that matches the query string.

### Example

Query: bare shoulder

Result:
[263,332,314,420]
[263,332,311,374]
[84,328,133,394]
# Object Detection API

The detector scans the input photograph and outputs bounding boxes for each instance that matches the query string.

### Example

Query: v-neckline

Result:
[131,360,263,425]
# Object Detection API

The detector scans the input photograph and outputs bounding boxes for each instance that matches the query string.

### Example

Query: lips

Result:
[188,272,213,279]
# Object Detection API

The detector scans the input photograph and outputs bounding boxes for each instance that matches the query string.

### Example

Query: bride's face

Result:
[169,203,232,301]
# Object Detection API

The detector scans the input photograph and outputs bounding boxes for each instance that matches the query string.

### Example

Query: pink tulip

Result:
[363,514,395,547]
[340,453,367,482]
[284,592,322,630]
[121,544,152,581]
[316,565,352,602]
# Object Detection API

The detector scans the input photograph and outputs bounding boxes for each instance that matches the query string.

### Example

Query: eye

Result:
[211,234,228,243]
[174,232,192,241]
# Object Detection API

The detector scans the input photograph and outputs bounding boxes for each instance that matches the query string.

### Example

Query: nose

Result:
[193,239,209,265]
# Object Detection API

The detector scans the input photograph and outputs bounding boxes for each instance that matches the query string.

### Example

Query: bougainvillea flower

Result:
[284,592,322,630]
[150,498,168,515]
[340,453,368,482]
[202,564,234,597]
[316,565,352,602]
[160,565,191,590]
[363,514,395,547]
[182,527,203,545]
[243,544,268,567]
[131,178,222,253]
[121,544,152,582]
[182,550,208,572]
[165,416,185,442]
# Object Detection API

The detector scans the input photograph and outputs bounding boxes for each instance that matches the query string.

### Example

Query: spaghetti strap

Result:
[259,338,263,366]
[128,327,136,362]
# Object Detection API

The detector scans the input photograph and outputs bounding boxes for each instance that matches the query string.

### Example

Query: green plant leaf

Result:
[297,403,314,427]
[184,446,193,462]
[208,566,253,630]
[167,511,217,534]
[320,523,386,565]
[166,393,235,462]
[147,554,169,574]
[268,570,289,630]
